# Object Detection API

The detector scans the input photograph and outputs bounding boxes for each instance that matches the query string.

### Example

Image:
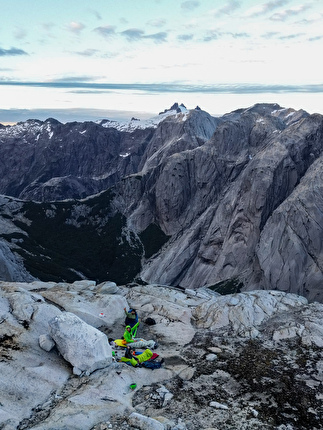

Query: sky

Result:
[0,0,323,123]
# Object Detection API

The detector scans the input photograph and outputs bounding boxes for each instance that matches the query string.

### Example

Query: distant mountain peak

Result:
[159,103,187,115]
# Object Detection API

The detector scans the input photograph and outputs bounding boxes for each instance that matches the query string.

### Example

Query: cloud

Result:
[14,27,27,40]
[217,0,241,15]
[73,49,117,59]
[177,34,194,41]
[203,30,219,42]
[181,1,200,11]
[50,76,99,83]
[270,4,312,21]
[94,25,116,38]
[89,9,102,20]
[67,21,86,34]
[245,0,289,18]
[279,32,305,40]
[261,31,280,38]
[228,32,250,39]
[144,32,167,43]
[42,22,55,32]
[1,81,323,96]
[120,28,145,41]
[119,26,168,43]
[204,30,249,41]
[308,35,323,42]
[0,47,28,56]
[147,18,167,28]
[75,49,100,57]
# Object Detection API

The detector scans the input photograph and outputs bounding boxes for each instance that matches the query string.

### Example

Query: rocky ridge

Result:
[1,103,323,302]
[0,280,322,429]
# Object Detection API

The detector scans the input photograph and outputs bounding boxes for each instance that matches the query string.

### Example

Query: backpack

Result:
[145,317,156,326]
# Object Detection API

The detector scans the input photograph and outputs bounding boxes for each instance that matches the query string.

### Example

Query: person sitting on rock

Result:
[123,319,156,349]
[124,307,139,336]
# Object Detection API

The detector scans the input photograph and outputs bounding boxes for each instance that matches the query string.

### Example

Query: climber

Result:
[120,346,163,368]
[124,307,139,336]
[123,319,157,349]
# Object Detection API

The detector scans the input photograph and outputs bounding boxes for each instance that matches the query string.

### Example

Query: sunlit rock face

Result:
[0,280,322,429]
[1,104,323,302]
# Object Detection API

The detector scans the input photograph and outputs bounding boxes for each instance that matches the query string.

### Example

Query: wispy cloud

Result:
[1,80,323,95]
[217,0,241,15]
[228,32,249,39]
[297,12,323,25]
[88,9,102,20]
[181,1,200,11]
[261,31,280,38]
[75,49,100,57]
[147,18,166,28]
[42,22,56,32]
[177,33,194,41]
[308,35,323,42]
[14,27,27,40]
[203,29,248,42]
[270,4,312,21]
[120,28,167,43]
[120,28,145,41]
[279,32,305,40]
[245,0,289,18]
[0,47,28,56]
[67,21,86,34]
[203,30,219,42]
[50,76,99,83]
[145,32,167,43]
[94,25,116,38]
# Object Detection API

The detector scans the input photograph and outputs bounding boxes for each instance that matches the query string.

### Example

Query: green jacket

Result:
[123,321,140,343]
[137,349,153,363]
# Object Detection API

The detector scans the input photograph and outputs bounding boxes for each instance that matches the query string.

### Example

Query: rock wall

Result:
[1,104,323,301]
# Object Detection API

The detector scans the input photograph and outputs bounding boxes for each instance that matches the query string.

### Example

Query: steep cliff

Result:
[1,103,323,302]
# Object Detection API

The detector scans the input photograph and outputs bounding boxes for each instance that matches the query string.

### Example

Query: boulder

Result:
[128,412,164,430]
[39,334,55,352]
[48,312,112,375]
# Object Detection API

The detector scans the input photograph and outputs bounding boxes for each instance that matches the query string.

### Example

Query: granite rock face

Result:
[1,104,323,301]
[116,105,323,301]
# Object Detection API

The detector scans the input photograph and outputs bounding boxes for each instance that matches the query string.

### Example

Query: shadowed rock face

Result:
[0,109,217,202]
[1,103,323,301]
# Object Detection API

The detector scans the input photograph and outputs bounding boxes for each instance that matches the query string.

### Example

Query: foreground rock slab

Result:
[0,280,322,429]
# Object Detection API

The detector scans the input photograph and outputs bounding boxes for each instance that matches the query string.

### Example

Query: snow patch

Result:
[98,108,190,132]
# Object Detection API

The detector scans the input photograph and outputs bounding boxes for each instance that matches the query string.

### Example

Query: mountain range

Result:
[1,102,323,302]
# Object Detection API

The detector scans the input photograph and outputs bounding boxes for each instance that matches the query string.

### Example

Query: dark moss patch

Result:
[0,334,20,360]
[139,223,170,258]
[224,339,323,429]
